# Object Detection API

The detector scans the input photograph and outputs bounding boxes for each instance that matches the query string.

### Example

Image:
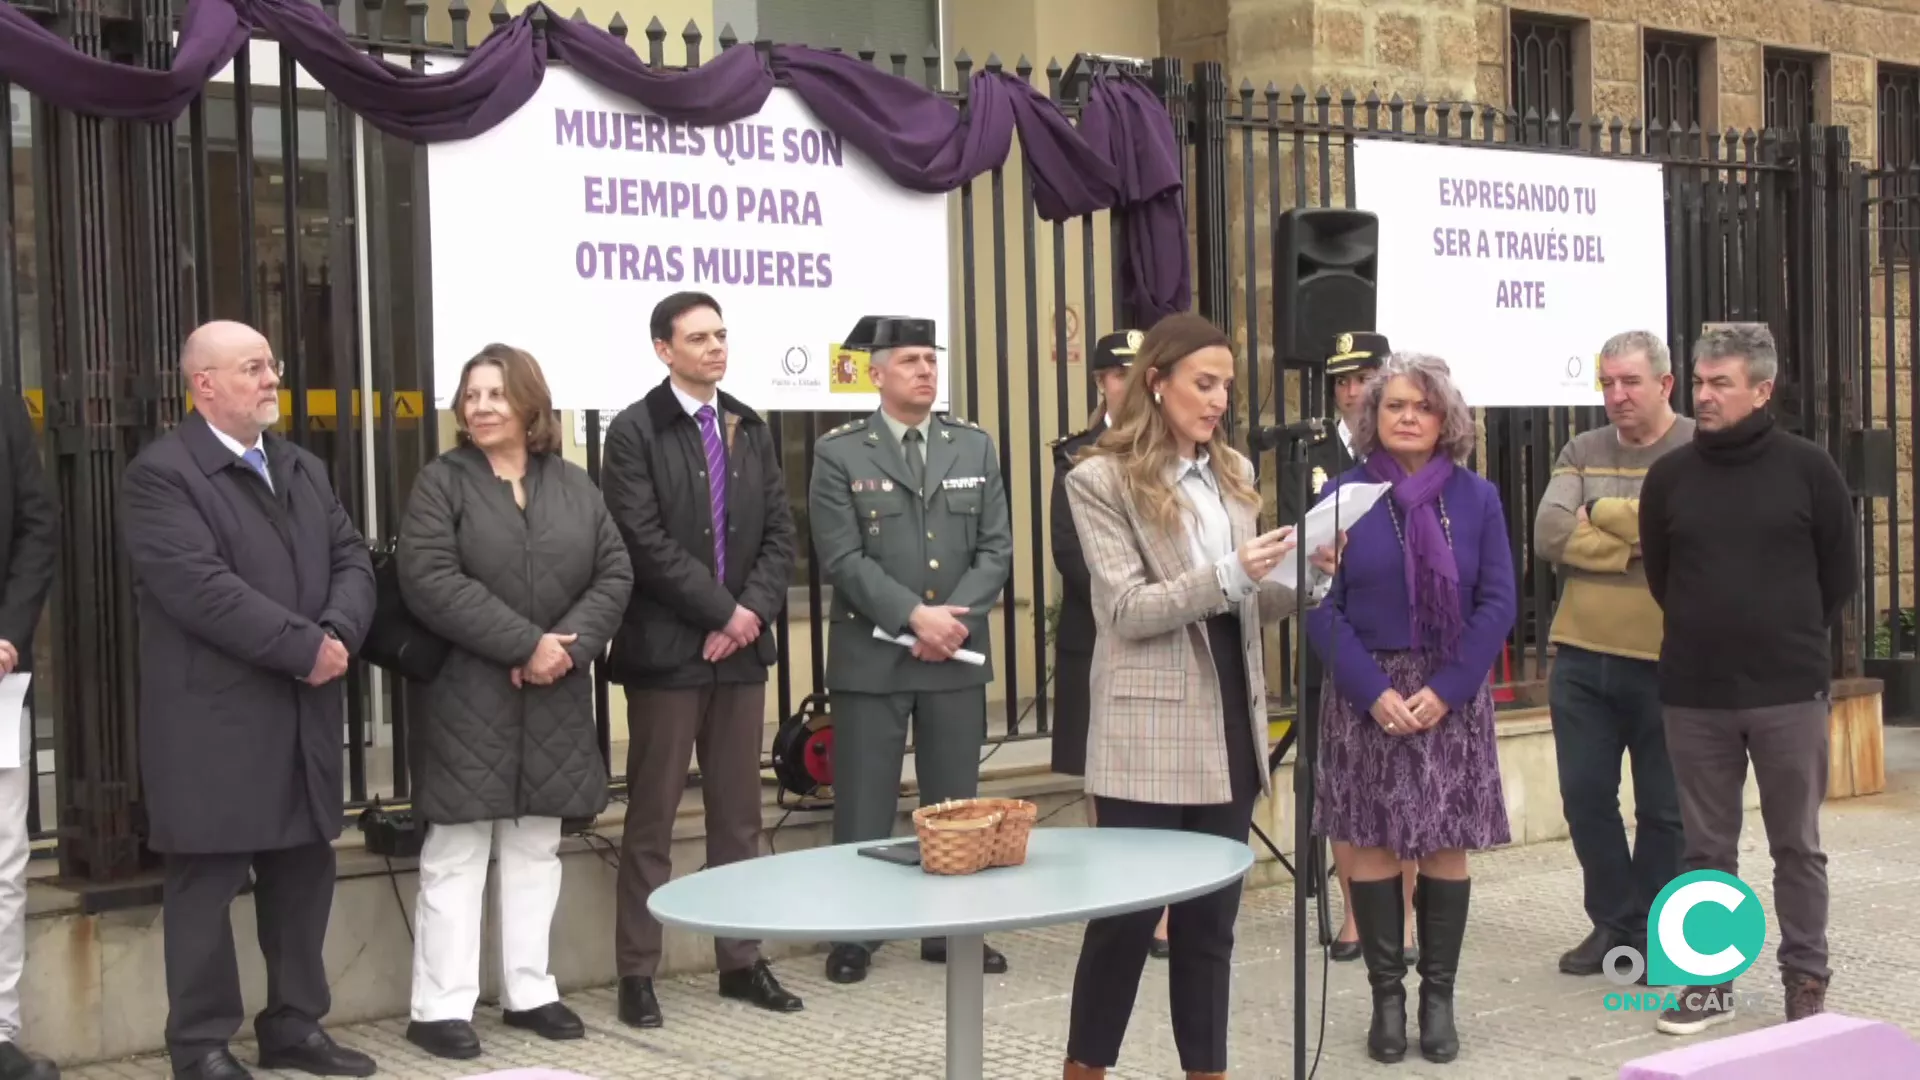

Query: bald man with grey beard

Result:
[122,321,377,1080]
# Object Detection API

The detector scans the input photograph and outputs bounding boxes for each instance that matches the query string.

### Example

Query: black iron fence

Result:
[0,1,1889,890]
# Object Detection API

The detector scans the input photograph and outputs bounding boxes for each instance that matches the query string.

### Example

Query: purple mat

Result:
[1620,1014,1920,1080]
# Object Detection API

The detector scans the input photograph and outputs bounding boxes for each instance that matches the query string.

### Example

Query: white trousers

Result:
[0,766,29,1043]
[409,816,564,1022]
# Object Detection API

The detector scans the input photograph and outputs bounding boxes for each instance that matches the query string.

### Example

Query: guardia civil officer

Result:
[1281,332,1420,966]
[807,315,1014,985]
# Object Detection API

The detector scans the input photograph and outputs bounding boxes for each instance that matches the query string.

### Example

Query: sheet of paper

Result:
[0,674,30,770]
[871,626,988,666]
[1266,481,1393,585]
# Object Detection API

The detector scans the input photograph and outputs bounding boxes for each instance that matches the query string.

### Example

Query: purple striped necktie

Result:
[696,405,728,581]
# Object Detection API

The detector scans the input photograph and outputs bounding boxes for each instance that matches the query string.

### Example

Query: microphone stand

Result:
[1281,425,1338,1079]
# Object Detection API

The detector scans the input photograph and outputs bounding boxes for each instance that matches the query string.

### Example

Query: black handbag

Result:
[358,541,451,683]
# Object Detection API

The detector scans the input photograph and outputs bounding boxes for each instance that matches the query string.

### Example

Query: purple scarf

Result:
[1363,453,1465,660]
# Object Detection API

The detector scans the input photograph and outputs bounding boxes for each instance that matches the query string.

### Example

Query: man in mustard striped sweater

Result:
[1533,330,1695,978]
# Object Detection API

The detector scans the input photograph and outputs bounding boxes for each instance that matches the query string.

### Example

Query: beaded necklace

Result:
[1386,495,1455,551]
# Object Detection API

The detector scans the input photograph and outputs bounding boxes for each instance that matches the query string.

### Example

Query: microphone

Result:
[1251,417,1334,452]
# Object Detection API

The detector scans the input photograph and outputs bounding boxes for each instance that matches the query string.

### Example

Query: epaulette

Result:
[1050,428,1089,450]
[1310,427,1331,444]
[936,413,981,430]
[822,417,869,440]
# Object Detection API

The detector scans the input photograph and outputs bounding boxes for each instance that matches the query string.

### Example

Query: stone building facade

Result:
[1162,0,1917,169]
[1157,0,1920,622]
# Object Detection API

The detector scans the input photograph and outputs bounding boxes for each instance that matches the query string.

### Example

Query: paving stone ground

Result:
[68,729,1920,1079]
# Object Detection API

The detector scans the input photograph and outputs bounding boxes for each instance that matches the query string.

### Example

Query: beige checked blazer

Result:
[1064,451,1303,806]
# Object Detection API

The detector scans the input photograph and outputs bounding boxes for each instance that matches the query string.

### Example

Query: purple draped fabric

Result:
[0,0,248,120]
[0,0,1189,315]
[1080,73,1191,323]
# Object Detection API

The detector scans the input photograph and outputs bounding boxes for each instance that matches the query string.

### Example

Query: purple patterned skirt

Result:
[1312,648,1511,861]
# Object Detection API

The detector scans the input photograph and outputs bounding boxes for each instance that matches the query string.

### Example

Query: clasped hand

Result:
[702,606,763,663]
[304,634,349,686]
[512,632,578,688]
[1370,687,1448,735]
[908,603,971,662]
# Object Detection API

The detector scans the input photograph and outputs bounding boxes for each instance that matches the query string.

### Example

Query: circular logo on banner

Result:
[1565,354,1583,378]
[782,347,810,376]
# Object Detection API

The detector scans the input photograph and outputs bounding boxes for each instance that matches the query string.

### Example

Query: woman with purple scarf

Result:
[1305,352,1516,1067]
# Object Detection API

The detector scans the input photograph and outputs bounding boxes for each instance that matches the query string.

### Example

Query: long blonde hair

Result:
[1075,313,1260,537]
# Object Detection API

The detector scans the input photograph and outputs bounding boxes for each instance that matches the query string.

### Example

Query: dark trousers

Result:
[830,686,986,952]
[1664,700,1832,980]
[163,840,335,1069]
[1066,614,1260,1073]
[616,683,767,978]
[1549,645,1684,940]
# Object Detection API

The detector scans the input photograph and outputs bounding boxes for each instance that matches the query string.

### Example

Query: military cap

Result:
[1325,331,1391,377]
[842,316,944,352]
[1091,329,1143,373]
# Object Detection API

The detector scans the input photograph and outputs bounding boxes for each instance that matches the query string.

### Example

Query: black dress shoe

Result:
[618,975,663,1028]
[718,959,805,1013]
[1558,926,1626,976]
[256,1031,375,1078]
[504,1001,585,1040]
[919,937,1009,974]
[1149,937,1171,959]
[825,943,871,984]
[404,1020,482,1061]
[1329,937,1362,962]
[0,1043,59,1080]
[172,1048,251,1080]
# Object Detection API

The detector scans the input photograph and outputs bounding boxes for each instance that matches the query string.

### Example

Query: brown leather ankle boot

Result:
[1062,1060,1106,1079]
[1186,1072,1227,1079]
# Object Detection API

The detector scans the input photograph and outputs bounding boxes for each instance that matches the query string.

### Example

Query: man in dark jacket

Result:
[603,292,802,1029]
[1639,322,1858,1036]
[1048,329,1138,784]
[121,321,377,1080]
[0,389,58,1080]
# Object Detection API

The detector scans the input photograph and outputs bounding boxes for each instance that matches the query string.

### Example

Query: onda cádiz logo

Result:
[1600,870,1768,1013]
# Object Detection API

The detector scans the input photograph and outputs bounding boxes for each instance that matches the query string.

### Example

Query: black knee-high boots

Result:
[1352,874,1472,1064]
[1414,875,1470,1063]
[1348,877,1409,1063]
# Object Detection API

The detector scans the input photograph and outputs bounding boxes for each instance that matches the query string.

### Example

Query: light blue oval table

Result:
[649,826,1255,1079]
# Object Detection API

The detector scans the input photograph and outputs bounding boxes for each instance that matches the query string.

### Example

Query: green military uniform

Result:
[811,407,1013,826]
[807,315,1014,978]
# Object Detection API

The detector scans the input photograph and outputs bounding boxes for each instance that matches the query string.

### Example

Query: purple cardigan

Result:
[1305,463,1517,713]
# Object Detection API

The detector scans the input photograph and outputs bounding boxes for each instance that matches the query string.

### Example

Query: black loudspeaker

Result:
[1273,208,1380,368]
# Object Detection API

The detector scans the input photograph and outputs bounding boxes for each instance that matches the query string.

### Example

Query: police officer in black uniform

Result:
[1276,331,1388,524]
[1047,329,1141,782]
[1279,330,1420,965]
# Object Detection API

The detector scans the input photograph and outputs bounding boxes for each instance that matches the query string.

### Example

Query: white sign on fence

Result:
[1352,140,1668,408]
[425,65,952,415]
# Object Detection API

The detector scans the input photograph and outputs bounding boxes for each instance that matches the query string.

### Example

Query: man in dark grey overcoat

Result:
[120,320,377,1080]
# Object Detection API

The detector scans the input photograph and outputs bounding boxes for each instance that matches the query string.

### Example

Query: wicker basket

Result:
[911,797,1039,875]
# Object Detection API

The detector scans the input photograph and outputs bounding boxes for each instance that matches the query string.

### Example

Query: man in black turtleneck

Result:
[1637,322,1857,1038]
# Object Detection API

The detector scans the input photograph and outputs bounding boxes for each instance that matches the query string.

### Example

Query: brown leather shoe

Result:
[1785,970,1829,1021]
[1186,1073,1227,1079]
[1062,1061,1106,1079]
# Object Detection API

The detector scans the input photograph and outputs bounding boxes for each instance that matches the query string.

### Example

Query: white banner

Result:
[425,64,952,414]
[1352,140,1668,408]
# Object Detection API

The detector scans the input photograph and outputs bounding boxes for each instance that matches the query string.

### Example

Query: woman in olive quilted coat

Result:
[395,344,632,1060]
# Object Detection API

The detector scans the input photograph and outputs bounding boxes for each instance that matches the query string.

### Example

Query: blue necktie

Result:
[243,447,272,490]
